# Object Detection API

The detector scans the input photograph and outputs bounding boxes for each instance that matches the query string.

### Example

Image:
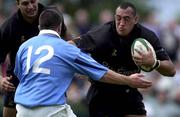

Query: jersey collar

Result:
[39,29,60,38]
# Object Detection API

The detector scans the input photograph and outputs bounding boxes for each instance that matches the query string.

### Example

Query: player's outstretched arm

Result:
[100,70,152,88]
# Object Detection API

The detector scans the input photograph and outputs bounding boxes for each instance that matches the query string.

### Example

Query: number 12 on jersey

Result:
[25,45,54,74]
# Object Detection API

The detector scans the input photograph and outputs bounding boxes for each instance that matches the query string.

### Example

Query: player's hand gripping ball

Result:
[131,38,156,72]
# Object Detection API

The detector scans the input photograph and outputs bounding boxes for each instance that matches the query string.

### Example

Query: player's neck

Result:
[23,15,38,24]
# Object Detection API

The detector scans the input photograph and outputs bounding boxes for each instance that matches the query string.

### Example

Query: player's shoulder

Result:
[137,24,157,36]
[55,41,81,61]
[0,12,19,31]
[84,21,113,43]
[19,36,37,48]
[136,24,159,42]
[62,41,80,51]
[89,21,113,33]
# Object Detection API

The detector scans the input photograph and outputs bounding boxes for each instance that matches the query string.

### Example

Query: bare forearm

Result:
[99,70,152,88]
[156,60,176,77]
[100,70,130,85]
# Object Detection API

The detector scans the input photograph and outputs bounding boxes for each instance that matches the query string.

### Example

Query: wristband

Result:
[152,59,157,68]
[153,60,160,69]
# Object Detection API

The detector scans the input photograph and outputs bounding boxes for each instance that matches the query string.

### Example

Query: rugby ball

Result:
[131,38,156,72]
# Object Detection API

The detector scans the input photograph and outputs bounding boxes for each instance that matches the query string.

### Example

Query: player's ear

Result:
[16,0,19,5]
[134,15,139,24]
[38,25,40,30]
[58,23,62,35]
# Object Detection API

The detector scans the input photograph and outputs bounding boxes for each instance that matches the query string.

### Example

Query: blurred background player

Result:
[0,0,70,117]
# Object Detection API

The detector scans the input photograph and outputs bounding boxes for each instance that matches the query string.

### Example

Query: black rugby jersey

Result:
[74,21,169,87]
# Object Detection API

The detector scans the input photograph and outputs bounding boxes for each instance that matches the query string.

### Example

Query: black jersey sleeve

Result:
[0,21,12,64]
[142,29,169,60]
[152,36,169,60]
[73,34,96,53]
[73,22,113,53]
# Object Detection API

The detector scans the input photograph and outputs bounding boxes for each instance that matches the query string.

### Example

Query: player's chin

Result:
[26,12,38,18]
[27,14,37,18]
[117,31,128,36]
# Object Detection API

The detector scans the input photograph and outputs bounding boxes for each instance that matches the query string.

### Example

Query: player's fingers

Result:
[136,74,145,78]
[3,83,16,92]
[142,79,152,84]
[132,56,142,64]
[134,49,143,56]
[137,80,152,88]
[147,46,151,51]
[133,59,142,66]
[3,79,15,88]
[4,79,14,86]
[132,55,140,59]
[6,82,14,87]
[7,76,13,81]
[143,82,152,87]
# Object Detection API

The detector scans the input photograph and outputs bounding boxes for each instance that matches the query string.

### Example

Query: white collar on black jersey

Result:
[39,29,60,38]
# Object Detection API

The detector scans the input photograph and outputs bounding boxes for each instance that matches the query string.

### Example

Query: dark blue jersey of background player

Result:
[72,2,175,117]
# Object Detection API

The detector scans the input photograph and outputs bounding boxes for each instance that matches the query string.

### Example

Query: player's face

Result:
[115,7,138,36]
[17,0,39,19]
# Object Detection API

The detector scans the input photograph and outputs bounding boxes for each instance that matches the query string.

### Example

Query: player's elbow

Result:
[162,68,176,77]
[160,60,176,77]
[168,64,176,77]
[168,69,176,77]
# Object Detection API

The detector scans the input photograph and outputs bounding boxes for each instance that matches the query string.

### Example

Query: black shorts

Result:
[3,77,19,108]
[87,83,146,117]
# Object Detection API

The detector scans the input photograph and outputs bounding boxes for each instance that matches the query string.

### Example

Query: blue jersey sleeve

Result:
[14,43,27,80]
[74,51,108,80]
[14,49,22,80]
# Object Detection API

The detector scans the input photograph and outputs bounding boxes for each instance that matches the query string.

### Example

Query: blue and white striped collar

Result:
[38,29,60,38]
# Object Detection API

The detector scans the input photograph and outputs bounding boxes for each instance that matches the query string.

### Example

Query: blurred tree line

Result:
[3,0,180,24]
[45,0,155,23]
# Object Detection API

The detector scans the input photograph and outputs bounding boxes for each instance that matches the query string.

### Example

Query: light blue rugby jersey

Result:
[14,31,108,108]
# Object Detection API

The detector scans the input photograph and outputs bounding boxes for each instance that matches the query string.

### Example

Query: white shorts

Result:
[16,104,77,117]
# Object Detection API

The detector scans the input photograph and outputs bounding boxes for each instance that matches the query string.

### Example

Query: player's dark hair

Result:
[39,9,63,30]
[119,2,136,16]
[45,6,67,37]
